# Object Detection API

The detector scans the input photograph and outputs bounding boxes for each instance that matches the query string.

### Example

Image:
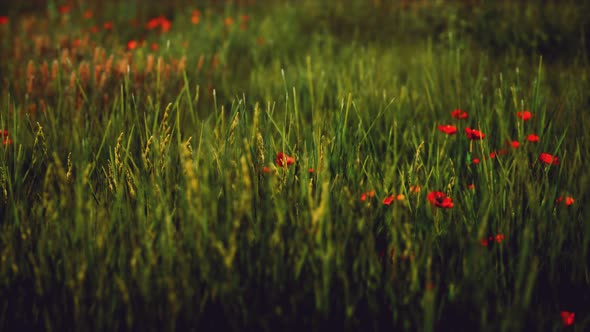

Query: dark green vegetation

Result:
[1,0,589,330]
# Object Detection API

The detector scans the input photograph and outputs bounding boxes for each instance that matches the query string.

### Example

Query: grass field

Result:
[1,0,589,330]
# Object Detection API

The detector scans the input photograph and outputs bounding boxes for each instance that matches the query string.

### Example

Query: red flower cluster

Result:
[555,196,575,206]
[382,194,405,205]
[2,130,12,145]
[0,16,9,25]
[465,127,485,140]
[560,311,575,327]
[480,234,505,247]
[146,16,171,33]
[275,152,295,167]
[127,40,140,50]
[360,190,376,202]
[437,124,457,135]
[539,152,559,165]
[516,110,532,121]
[58,5,71,15]
[427,191,454,208]
[526,134,540,142]
[191,10,201,25]
[451,109,468,119]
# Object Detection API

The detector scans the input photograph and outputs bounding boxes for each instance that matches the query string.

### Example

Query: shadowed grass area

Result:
[0,0,589,331]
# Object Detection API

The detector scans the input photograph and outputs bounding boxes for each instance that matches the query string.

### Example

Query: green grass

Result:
[1,0,589,330]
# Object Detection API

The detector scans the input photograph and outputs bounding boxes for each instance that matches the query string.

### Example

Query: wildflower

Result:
[556,196,575,206]
[467,183,475,190]
[383,195,395,206]
[262,166,272,174]
[409,185,421,193]
[560,311,575,327]
[511,141,520,148]
[516,110,532,121]
[0,16,9,25]
[146,16,171,33]
[2,130,12,145]
[84,10,93,19]
[127,40,139,50]
[437,124,457,135]
[275,152,295,167]
[191,10,201,24]
[539,152,559,165]
[427,191,454,208]
[90,25,99,33]
[465,127,485,140]
[472,158,480,164]
[58,5,71,15]
[360,190,376,201]
[224,17,234,27]
[308,168,315,174]
[495,234,505,243]
[103,21,113,30]
[396,194,405,201]
[150,43,159,51]
[480,238,489,247]
[526,134,540,142]
[451,109,468,119]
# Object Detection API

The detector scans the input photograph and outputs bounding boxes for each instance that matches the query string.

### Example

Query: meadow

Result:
[0,0,589,330]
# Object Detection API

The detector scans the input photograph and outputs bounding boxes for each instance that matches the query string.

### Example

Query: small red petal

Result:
[560,311,575,327]
[451,109,468,119]
[437,124,457,135]
[383,195,395,206]
[516,110,532,121]
[526,134,540,142]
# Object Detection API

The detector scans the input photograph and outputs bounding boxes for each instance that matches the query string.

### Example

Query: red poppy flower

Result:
[308,168,315,174]
[427,191,454,208]
[472,158,480,164]
[451,109,468,119]
[103,21,113,30]
[127,40,139,50]
[58,5,71,15]
[83,10,93,19]
[0,16,9,25]
[539,153,559,165]
[360,190,376,201]
[565,197,575,206]
[467,183,475,190]
[511,141,520,148]
[275,152,295,167]
[410,185,421,193]
[465,127,485,140]
[396,194,405,201]
[437,124,457,135]
[146,16,171,33]
[560,311,575,327]
[2,130,12,145]
[495,234,505,243]
[383,195,395,206]
[526,134,540,142]
[480,238,489,247]
[516,110,532,121]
